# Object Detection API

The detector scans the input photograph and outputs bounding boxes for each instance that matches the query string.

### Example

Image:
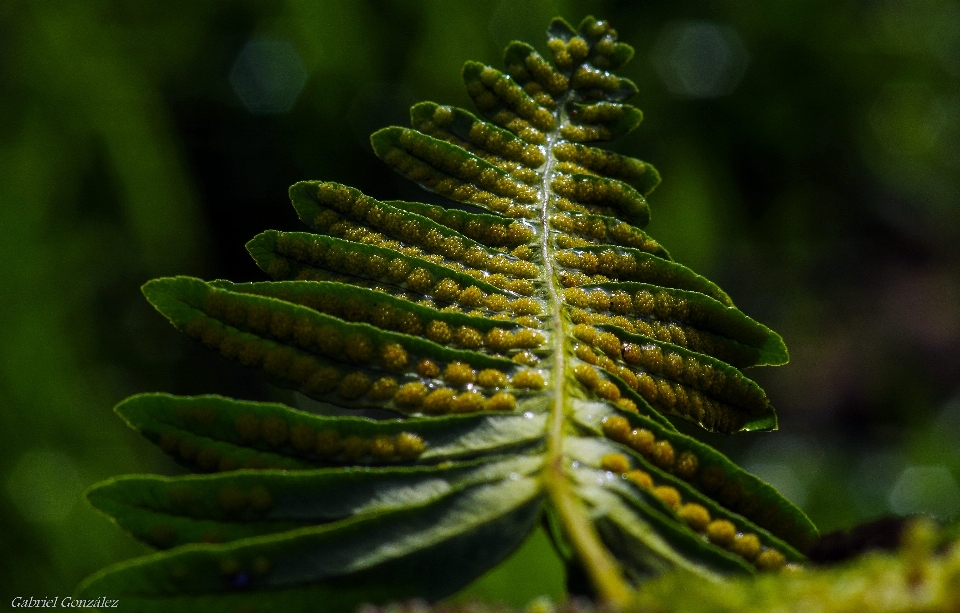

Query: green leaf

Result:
[89,410,542,548]
[79,476,542,612]
[112,393,547,474]
[570,401,815,552]
[82,15,817,611]
[570,282,788,368]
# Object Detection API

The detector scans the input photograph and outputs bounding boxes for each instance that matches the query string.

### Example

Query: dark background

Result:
[2,0,959,604]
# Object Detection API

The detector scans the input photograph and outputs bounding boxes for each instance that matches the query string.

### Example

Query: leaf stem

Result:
[542,454,634,608]
[539,100,634,610]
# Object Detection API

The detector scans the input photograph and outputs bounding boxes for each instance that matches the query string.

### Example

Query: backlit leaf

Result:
[80,15,815,612]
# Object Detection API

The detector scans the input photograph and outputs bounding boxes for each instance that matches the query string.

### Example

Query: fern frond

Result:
[79,16,816,612]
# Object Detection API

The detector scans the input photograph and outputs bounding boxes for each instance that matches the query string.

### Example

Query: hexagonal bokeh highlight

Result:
[651,21,750,99]
[888,465,960,519]
[230,39,308,114]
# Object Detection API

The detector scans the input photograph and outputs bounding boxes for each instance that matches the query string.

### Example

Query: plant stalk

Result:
[538,104,634,610]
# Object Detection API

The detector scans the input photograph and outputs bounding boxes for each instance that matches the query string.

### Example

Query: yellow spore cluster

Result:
[312,361,516,416]
[183,310,353,398]
[510,350,540,367]
[414,105,544,184]
[316,184,540,280]
[472,219,536,248]
[572,363,637,413]
[585,21,629,69]
[263,235,548,316]
[467,118,545,168]
[601,414,784,544]
[550,173,644,218]
[393,381,517,414]
[567,306,753,366]
[551,212,663,256]
[574,101,636,131]
[605,221,660,251]
[381,146,533,218]
[598,448,787,572]
[552,142,650,188]
[232,413,428,463]
[506,47,569,98]
[556,249,732,306]
[559,123,614,143]
[412,357,539,390]
[570,322,766,432]
[157,425,299,474]
[259,291,421,337]
[418,320,545,354]
[390,199,536,249]
[462,77,546,146]
[601,415,698,477]
[555,248,644,285]
[320,227,538,293]
[187,302,533,413]
[397,128,538,202]
[566,285,760,352]
[212,484,275,517]
[550,211,606,242]
[570,65,626,95]
[547,35,589,71]
[479,65,556,133]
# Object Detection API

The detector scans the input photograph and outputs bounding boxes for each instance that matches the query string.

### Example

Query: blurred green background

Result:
[2,0,959,605]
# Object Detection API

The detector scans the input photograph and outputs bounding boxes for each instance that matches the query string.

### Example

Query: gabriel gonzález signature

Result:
[11,597,119,608]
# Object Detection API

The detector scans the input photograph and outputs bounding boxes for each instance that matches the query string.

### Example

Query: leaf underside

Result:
[79,16,816,612]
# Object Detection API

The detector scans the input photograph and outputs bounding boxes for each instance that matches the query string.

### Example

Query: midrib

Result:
[538,88,633,608]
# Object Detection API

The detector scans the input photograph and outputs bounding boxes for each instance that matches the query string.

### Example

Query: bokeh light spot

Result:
[743,434,822,509]
[935,393,960,440]
[746,463,808,508]
[888,465,960,519]
[230,39,308,114]
[651,21,749,99]
[869,83,949,158]
[849,452,904,518]
[6,449,85,524]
